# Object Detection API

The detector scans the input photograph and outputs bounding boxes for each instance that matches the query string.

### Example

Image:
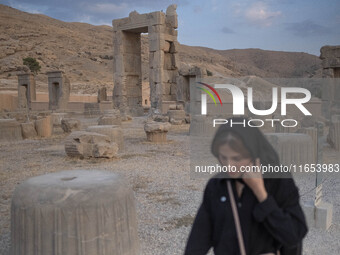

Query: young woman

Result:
[185,117,308,255]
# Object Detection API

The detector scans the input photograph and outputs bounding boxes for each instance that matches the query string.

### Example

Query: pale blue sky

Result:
[1,0,339,55]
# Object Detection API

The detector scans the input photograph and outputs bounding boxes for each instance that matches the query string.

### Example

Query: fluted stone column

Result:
[11,170,139,255]
[265,133,315,166]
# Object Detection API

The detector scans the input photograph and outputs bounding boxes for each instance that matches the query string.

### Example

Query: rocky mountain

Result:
[0,4,322,94]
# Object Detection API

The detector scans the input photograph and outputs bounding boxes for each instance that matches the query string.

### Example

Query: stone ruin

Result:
[176,66,206,114]
[112,5,179,116]
[144,121,171,143]
[320,45,340,119]
[11,170,139,254]
[320,45,340,151]
[17,73,36,110]
[47,71,70,110]
[97,87,108,103]
[320,45,340,78]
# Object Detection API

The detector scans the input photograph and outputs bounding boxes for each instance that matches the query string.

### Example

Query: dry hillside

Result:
[0,4,322,94]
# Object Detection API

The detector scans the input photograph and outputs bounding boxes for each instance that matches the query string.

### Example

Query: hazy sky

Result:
[1,0,339,55]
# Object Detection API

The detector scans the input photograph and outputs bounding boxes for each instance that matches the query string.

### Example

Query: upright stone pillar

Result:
[17,73,36,110]
[97,87,108,103]
[112,5,179,116]
[320,45,340,119]
[47,71,70,110]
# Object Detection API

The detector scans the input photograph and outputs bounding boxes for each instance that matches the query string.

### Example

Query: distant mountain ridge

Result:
[0,4,322,94]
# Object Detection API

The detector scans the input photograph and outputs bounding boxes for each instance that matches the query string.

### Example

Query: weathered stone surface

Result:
[169,104,177,110]
[61,118,81,133]
[97,87,107,102]
[121,114,132,121]
[144,121,171,133]
[152,114,169,122]
[176,104,184,110]
[168,109,185,120]
[11,170,139,255]
[320,45,340,59]
[0,119,23,141]
[265,133,315,167]
[168,109,186,124]
[21,122,37,139]
[65,131,118,158]
[47,71,70,110]
[86,125,124,151]
[35,115,52,137]
[144,121,171,143]
[51,113,68,126]
[17,73,36,110]
[51,113,68,134]
[297,127,318,162]
[328,121,340,150]
[146,132,168,143]
[98,115,122,125]
[84,103,100,116]
[113,5,178,115]
[170,119,183,125]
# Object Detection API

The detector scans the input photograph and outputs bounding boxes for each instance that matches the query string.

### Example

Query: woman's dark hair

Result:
[212,131,252,160]
[211,117,280,169]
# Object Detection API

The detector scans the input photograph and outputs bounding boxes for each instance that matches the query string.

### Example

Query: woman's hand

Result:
[242,158,268,202]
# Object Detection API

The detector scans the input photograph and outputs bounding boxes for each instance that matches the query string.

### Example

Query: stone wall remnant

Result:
[17,73,36,110]
[320,45,340,119]
[112,5,179,116]
[47,71,70,110]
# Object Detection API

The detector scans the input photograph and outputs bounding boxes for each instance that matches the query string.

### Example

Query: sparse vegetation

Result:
[23,57,41,74]
[206,69,213,76]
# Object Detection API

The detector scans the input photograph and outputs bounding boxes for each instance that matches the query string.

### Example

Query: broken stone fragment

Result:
[65,131,118,158]
[144,121,171,143]
[61,118,81,133]
[21,122,37,139]
[168,109,185,119]
[98,114,122,125]
[86,125,124,152]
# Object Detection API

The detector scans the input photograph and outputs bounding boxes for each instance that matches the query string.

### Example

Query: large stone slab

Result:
[65,131,118,158]
[0,119,23,141]
[98,115,122,126]
[11,170,139,255]
[86,125,124,151]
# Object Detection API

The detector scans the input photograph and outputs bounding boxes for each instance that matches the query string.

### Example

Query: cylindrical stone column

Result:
[11,170,139,255]
[265,133,315,166]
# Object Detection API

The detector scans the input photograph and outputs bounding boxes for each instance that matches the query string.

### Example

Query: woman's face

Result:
[218,143,252,178]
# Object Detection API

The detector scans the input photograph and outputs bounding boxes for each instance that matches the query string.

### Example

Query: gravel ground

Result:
[0,116,339,255]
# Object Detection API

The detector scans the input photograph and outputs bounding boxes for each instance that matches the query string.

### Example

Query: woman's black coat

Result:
[184,118,308,255]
